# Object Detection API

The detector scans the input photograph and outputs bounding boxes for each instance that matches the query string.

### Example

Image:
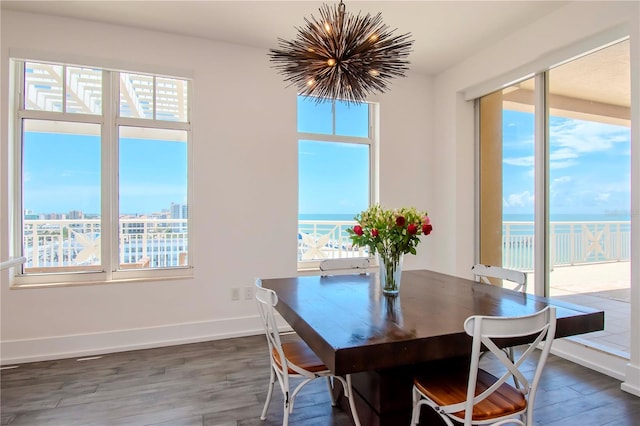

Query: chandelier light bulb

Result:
[327,58,337,66]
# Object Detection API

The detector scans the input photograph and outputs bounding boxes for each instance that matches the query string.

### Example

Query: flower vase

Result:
[377,252,404,296]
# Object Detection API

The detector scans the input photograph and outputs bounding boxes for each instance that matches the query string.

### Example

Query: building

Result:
[170,202,188,219]
[23,209,38,221]
[67,210,84,220]
[0,1,638,398]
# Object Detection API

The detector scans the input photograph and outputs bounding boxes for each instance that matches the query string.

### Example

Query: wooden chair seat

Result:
[414,368,526,421]
[272,341,329,374]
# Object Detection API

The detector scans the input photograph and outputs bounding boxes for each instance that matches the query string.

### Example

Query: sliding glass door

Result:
[546,40,631,354]
[478,39,631,356]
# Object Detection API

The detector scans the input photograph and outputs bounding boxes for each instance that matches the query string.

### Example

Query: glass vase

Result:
[377,252,404,296]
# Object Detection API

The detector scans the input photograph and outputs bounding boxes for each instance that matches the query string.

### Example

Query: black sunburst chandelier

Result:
[268,1,414,104]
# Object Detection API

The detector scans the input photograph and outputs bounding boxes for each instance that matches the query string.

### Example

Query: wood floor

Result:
[2,334,639,426]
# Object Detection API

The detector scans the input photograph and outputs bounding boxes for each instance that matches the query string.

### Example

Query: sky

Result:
[502,110,631,218]
[298,139,369,216]
[23,130,187,215]
[297,100,631,219]
[297,97,370,217]
[22,103,631,219]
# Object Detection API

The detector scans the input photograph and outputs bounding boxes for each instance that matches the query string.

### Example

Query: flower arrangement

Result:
[348,204,433,256]
[347,204,433,295]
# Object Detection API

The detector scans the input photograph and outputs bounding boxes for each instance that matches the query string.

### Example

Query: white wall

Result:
[431,0,639,396]
[0,10,433,362]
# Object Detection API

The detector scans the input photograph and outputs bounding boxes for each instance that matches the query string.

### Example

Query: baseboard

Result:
[551,338,628,381]
[0,314,290,365]
[621,363,640,397]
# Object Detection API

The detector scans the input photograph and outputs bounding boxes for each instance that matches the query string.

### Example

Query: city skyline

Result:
[23,200,187,219]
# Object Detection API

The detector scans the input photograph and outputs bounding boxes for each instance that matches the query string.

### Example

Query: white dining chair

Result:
[472,263,529,368]
[472,263,527,293]
[319,258,370,276]
[255,279,361,426]
[410,306,556,426]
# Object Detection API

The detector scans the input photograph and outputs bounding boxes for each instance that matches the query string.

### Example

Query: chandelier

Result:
[268,1,414,104]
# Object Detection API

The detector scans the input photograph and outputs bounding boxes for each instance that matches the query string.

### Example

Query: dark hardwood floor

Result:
[2,334,639,425]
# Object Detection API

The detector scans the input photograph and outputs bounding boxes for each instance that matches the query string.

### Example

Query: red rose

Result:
[407,224,418,234]
[371,228,379,237]
[396,216,406,227]
[422,224,433,235]
[354,225,364,236]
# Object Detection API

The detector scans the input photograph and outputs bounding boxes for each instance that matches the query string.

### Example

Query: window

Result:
[13,60,191,285]
[297,96,374,267]
[477,40,630,354]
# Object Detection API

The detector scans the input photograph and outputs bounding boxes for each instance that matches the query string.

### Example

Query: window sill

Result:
[9,268,194,289]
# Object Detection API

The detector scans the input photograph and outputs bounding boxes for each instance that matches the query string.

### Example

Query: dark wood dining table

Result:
[261,269,604,426]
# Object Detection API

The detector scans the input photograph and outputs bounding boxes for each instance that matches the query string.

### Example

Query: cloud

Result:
[503,134,534,150]
[504,191,534,208]
[550,119,629,154]
[548,176,575,207]
[504,156,533,167]
[549,148,578,160]
[503,116,629,175]
[549,175,572,195]
[501,114,630,214]
[550,159,577,169]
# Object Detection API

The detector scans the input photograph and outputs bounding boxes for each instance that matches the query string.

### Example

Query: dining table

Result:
[261,269,605,426]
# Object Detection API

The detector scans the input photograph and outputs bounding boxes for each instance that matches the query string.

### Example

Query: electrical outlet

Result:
[231,288,240,301]
[244,286,254,300]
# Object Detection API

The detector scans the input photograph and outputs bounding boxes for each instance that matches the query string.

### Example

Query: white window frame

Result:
[9,58,194,287]
[296,97,377,270]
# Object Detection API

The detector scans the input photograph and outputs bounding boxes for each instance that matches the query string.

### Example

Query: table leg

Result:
[335,362,455,426]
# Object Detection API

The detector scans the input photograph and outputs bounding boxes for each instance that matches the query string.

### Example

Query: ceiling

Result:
[1,0,569,75]
[4,0,629,117]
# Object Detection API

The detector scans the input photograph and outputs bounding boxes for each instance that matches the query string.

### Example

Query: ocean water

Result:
[504,213,631,222]
[300,212,632,223]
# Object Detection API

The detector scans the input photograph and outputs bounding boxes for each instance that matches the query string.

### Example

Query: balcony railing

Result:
[298,220,366,260]
[23,218,188,271]
[504,220,631,271]
[21,218,630,272]
[297,219,631,270]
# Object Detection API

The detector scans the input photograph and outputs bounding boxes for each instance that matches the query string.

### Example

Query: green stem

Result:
[379,251,403,293]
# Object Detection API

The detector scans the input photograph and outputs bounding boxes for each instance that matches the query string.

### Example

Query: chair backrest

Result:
[461,306,557,425]
[255,279,288,376]
[472,263,527,293]
[319,257,370,275]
